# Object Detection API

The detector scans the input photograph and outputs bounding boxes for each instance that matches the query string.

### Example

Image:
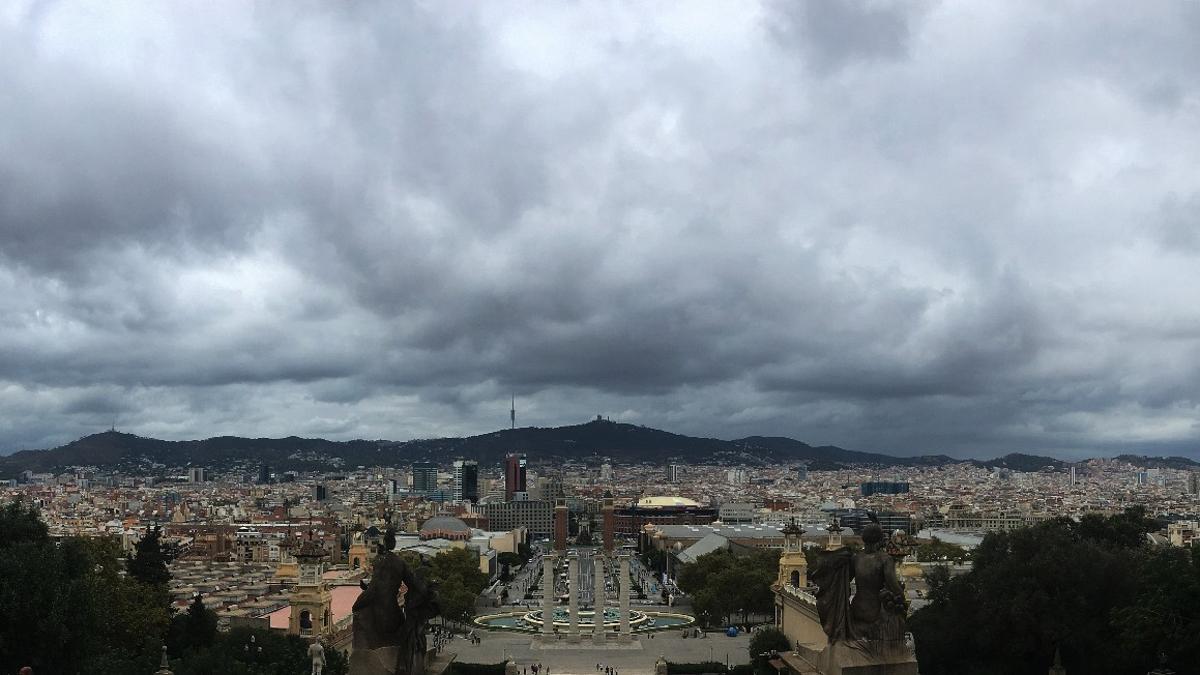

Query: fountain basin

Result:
[473,609,695,633]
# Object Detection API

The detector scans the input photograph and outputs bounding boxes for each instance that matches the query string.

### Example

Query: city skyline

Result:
[2,2,1199,459]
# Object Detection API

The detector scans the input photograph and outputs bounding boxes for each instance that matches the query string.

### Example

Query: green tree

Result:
[749,628,792,675]
[168,594,219,656]
[915,537,971,564]
[910,511,1159,675]
[401,548,488,625]
[172,627,347,675]
[497,551,521,582]
[0,507,168,675]
[1070,506,1157,550]
[676,548,779,626]
[1113,545,1200,674]
[640,548,668,574]
[0,499,48,545]
[128,525,172,586]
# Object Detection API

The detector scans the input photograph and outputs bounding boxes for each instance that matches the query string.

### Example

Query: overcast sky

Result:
[1,1,1198,459]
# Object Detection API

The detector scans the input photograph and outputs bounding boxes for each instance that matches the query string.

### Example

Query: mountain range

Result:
[1,418,1193,478]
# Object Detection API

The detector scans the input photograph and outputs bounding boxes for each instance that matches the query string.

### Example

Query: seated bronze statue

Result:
[811,518,908,645]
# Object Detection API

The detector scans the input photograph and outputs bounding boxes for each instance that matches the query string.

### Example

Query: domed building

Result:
[615,495,718,536]
[419,516,472,541]
[636,496,702,508]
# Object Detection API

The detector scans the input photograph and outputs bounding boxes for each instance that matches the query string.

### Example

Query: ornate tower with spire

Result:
[826,517,844,550]
[289,532,332,637]
[777,517,808,588]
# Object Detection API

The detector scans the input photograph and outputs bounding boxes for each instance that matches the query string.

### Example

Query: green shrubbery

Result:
[0,500,346,675]
[911,507,1200,675]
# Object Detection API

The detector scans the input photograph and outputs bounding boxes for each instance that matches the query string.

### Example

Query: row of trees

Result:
[0,500,351,674]
[0,501,171,674]
[911,507,1200,675]
[675,548,779,627]
[914,537,971,564]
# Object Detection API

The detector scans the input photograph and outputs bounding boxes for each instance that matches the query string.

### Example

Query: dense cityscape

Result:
[3,1,1199,674]
[3,420,1200,673]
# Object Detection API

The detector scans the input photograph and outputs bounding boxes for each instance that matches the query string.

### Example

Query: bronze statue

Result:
[811,518,907,644]
[351,529,440,675]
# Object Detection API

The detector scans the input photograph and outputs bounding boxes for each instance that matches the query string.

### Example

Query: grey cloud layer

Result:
[0,1,1198,458]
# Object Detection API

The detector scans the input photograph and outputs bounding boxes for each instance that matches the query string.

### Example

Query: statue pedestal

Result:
[350,647,400,675]
[815,640,918,675]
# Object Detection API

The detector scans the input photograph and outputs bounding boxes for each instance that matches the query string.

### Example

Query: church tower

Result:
[777,517,808,588]
[289,534,333,637]
[347,525,374,574]
[825,517,844,550]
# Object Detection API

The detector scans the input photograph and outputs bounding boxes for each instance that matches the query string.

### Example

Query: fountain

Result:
[473,606,695,633]
[473,550,694,635]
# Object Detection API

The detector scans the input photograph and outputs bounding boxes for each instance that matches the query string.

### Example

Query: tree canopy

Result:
[0,501,347,674]
[170,627,347,675]
[909,507,1195,675]
[0,503,169,674]
[676,548,779,626]
[399,547,489,625]
[128,525,172,586]
[748,627,791,675]
[914,537,971,564]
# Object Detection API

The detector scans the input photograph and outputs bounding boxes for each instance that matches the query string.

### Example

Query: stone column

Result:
[618,553,632,641]
[593,553,606,643]
[567,551,580,641]
[541,553,556,637]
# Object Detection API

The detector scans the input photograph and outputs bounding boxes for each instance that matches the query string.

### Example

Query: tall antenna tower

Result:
[510,394,516,430]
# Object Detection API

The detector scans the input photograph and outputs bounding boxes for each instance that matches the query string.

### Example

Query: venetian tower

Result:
[777,517,808,588]
[825,517,844,550]
[288,533,333,637]
[347,524,374,573]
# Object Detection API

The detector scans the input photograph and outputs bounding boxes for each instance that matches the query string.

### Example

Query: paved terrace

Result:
[445,630,752,675]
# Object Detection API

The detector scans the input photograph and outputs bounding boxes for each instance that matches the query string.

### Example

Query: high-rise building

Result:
[600,462,613,482]
[797,463,808,481]
[188,467,207,483]
[1189,472,1200,496]
[553,498,569,551]
[505,453,527,501]
[480,499,553,536]
[665,464,682,483]
[860,481,911,497]
[312,484,328,501]
[453,460,479,503]
[412,462,438,494]
[602,497,615,552]
[1069,466,1078,486]
[257,464,271,485]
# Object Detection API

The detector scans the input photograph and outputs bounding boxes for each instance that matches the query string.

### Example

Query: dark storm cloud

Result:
[0,1,1197,457]
[764,0,930,73]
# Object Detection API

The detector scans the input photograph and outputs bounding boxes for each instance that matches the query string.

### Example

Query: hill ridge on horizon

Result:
[1,419,1191,478]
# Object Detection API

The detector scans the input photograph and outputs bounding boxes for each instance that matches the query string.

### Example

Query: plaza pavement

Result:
[445,629,752,675]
